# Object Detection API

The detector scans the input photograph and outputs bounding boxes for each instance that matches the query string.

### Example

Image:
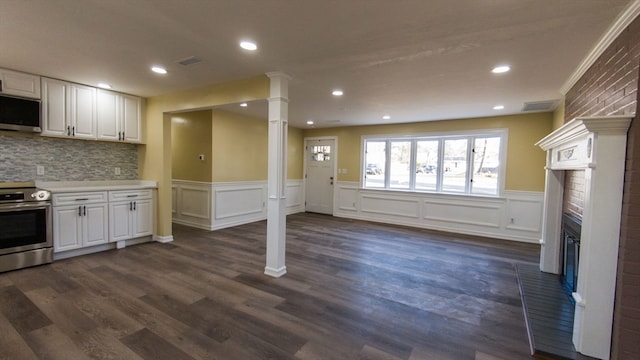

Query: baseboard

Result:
[264,266,287,277]
[154,235,174,243]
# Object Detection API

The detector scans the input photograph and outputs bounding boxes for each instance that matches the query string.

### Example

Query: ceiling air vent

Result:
[176,56,202,66]
[522,100,558,112]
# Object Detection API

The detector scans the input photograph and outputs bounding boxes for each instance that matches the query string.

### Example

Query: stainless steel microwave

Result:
[0,94,41,132]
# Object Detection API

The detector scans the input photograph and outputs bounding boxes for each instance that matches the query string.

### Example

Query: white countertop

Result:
[36,180,157,192]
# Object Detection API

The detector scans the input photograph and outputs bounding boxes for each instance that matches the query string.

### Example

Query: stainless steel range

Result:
[0,186,53,272]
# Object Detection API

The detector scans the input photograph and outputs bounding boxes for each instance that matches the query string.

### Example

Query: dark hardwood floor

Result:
[0,213,540,360]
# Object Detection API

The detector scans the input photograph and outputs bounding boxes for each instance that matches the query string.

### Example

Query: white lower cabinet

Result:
[52,188,155,254]
[109,190,154,242]
[52,192,108,252]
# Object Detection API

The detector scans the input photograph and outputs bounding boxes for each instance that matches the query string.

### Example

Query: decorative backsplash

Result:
[0,134,138,182]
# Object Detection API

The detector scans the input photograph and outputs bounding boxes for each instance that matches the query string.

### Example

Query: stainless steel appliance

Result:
[0,94,41,132]
[0,186,53,272]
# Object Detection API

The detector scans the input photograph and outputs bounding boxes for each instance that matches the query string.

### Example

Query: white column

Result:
[264,72,291,278]
[572,134,626,360]
[539,166,564,274]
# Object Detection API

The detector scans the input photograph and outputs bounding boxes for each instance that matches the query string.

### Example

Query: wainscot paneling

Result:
[334,182,543,243]
[172,179,304,230]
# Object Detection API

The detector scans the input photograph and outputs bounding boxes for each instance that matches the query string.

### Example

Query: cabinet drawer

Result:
[109,189,152,202]
[53,192,108,206]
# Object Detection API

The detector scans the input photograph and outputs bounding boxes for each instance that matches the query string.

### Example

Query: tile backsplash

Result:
[0,133,138,182]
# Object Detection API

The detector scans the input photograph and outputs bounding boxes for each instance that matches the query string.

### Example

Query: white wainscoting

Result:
[172,179,305,231]
[334,181,543,243]
[173,179,542,242]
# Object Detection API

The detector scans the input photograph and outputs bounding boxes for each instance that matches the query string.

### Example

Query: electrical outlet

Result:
[36,165,44,176]
[114,167,121,175]
[198,154,205,160]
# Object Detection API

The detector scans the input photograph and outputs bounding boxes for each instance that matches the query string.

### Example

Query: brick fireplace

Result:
[537,116,632,359]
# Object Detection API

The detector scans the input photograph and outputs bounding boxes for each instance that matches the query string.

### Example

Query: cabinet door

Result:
[41,78,69,137]
[0,68,41,99]
[53,205,82,252]
[70,84,96,139]
[96,89,121,142]
[109,201,132,242]
[83,203,109,246]
[122,95,142,143]
[133,199,153,238]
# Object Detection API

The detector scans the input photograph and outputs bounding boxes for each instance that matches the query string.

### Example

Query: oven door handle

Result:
[0,201,52,212]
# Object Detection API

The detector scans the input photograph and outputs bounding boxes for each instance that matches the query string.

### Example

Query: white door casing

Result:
[305,138,336,215]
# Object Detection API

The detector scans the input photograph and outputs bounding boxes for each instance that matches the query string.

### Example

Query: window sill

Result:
[358,187,505,200]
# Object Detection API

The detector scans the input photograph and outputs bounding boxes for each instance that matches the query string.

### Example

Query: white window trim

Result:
[360,128,508,197]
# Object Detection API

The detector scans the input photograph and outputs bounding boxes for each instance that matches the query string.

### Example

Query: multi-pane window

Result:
[364,141,386,188]
[362,130,505,196]
[311,145,331,161]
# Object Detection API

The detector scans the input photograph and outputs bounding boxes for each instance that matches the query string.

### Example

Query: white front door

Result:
[305,138,336,214]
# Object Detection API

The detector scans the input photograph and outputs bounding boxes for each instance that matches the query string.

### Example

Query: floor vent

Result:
[522,100,558,112]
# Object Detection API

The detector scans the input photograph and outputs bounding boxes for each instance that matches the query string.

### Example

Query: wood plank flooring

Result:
[0,213,540,360]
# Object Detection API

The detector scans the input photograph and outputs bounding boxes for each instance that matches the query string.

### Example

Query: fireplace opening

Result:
[561,212,581,305]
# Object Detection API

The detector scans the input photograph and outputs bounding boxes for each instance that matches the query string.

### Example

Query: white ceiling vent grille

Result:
[522,100,558,112]
[177,56,202,66]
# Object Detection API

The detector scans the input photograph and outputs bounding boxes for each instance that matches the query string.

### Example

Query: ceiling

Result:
[0,0,634,128]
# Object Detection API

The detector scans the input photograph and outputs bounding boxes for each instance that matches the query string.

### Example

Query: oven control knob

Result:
[33,190,51,201]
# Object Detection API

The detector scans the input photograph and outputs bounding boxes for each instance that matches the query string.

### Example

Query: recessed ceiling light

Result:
[332,89,344,96]
[493,105,505,110]
[306,120,314,125]
[97,83,112,89]
[492,65,511,74]
[240,41,257,51]
[240,102,248,107]
[382,115,391,120]
[151,66,167,74]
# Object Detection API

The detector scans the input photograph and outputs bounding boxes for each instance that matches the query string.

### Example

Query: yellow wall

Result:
[288,126,304,179]
[171,109,304,183]
[140,75,271,237]
[553,99,566,130]
[171,110,213,182]
[211,110,268,182]
[302,112,553,192]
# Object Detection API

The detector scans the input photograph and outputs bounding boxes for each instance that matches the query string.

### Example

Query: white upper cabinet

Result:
[41,79,68,136]
[70,83,97,139]
[97,89,143,144]
[0,68,41,99]
[96,89,119,141]
[41,77,96,140]
[122,94,142,143]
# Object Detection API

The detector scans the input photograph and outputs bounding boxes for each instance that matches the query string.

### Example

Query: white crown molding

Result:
[560,0,640,95]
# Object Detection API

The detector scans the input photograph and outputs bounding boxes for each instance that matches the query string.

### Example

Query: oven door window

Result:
[0,207,49,250]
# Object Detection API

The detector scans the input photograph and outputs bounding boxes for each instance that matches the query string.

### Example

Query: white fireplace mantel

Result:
[536,115,632,360]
